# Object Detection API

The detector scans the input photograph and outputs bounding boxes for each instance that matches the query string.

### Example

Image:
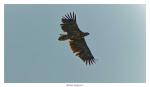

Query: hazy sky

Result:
[5,4,145,83]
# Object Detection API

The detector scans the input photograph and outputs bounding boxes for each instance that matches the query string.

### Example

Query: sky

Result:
[4,4,145,83]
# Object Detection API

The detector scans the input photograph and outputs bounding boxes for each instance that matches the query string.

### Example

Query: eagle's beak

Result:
[85,32,89,36]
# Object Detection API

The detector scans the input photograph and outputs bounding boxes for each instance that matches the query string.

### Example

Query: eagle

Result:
[58,12,95,65]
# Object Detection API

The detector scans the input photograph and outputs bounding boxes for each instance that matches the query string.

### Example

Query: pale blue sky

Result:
[5,4,145,83]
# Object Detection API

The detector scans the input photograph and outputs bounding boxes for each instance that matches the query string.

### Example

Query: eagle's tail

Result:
[58,34,69,41]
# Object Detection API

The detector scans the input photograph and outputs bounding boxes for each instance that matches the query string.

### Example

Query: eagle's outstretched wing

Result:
[60,12,82,34]
[69,38,95,65]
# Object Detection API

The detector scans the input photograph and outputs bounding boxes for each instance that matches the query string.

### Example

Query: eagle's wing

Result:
[69,38,95,65]
[61,12,82,34]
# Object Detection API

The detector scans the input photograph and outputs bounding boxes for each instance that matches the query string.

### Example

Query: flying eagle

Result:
[58,12,95,65]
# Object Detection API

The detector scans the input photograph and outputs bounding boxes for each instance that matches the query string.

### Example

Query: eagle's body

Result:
[58,12,95,65]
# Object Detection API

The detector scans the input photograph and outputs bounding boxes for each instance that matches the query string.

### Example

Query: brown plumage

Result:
[58,12,95,65]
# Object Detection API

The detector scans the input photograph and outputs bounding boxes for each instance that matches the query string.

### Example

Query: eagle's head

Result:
[84,32,89,36]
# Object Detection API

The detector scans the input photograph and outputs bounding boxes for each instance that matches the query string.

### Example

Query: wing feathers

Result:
[62,12,76,24]
[61,12,79,33]
[69,38,95,65]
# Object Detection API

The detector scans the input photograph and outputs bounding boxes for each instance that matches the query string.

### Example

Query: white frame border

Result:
[0,0,148,87]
